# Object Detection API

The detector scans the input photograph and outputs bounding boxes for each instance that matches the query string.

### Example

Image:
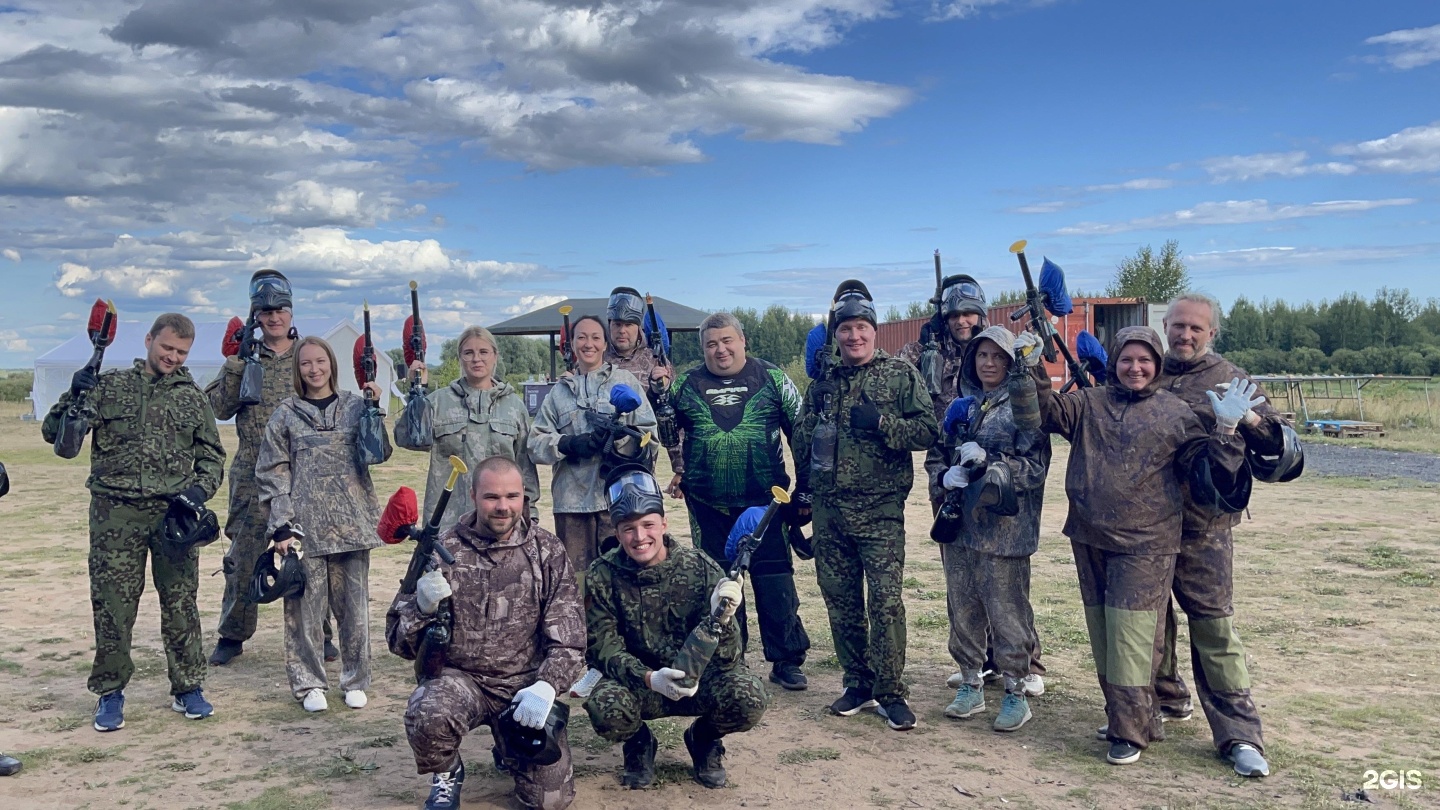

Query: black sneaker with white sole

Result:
[829,687,878,716]
[1106,741,1142,765]
[876,699,917,731]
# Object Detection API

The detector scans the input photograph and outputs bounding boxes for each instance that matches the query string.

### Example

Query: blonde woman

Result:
[256,336,391,712]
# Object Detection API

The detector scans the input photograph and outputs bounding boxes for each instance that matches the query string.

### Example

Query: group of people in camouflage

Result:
[33,265,1300,805]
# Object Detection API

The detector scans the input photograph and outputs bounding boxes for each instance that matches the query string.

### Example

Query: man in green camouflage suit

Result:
[43,313,226,731]
[584,467,767,790]
[206,269,332,665]
[794,281,939,731]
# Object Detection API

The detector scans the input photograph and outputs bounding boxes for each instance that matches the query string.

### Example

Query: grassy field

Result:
[0,401,1437,809]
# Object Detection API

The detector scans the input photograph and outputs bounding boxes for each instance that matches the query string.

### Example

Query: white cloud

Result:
[505,294,566,315]
[1334,122,1440,173]
[1010,200,1084,215]
[1365,23,1440,70]
[1084,178,1175,192]
[1203,151,1356,182]
[2,248,19,262]
[929,0,1041,23]
[1055,198,1418,236]
[1189,243,1440,266]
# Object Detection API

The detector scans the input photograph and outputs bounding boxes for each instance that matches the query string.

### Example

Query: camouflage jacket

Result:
[43,360,225,502]
[255,391,392,556]
[1159,350,1287,534]
[606,341,683,472]
[584,536,740,694]
[205,342,296,476]
[1037,328,1246,555]
[946,385,1051,558]
[794,349,939,505]
[528,363,658,514]
[399,379,541,527]
[898,330,972,420]
[386,515,585,696]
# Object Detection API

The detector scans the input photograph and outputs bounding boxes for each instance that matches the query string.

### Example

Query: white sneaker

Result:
[569,668,602,699]
[302,689,328,712]
[344,690,368,709]
[1021,673,1045,697]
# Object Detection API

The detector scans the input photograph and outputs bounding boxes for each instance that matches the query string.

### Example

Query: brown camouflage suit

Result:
[387,515,584,809]
[255,392,391,699]
[1037,327,1248,750]
[1153,350,1287,754]
[205,346,295,643]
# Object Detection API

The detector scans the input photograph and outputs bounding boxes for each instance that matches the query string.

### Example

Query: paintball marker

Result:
[393,280,433,450]
[52,299,117,459]
[1008,240,1091,392]
[930,396,981,543]
[234,306,265,407]
[643,293,679,447]
[917,250,945,398]
[671,486,790,688]
[384,455,466,683]
[352,302,387,465]
[558,305,575,374]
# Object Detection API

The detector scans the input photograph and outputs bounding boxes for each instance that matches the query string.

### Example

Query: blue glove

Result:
[804,323,827,380]
[943,396,976,439]
[725,506,768,561]
[609,384,643,415]
[1076,330,1107,384]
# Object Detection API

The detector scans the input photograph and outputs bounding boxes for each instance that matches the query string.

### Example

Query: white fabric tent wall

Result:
[32,319,396,421]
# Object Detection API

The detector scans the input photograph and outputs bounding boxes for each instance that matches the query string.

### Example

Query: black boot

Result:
[208,638,242,666]
[684,719,727,789]
[424,759,465,809]
[619,724,657,789]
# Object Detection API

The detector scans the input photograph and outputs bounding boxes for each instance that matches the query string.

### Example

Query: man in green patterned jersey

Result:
[669,312,812,690]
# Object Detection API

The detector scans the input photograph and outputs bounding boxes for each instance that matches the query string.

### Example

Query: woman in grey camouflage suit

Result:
[256,336,392,713]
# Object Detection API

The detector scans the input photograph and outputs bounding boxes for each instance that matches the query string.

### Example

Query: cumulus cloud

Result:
[1203,151,1356,182]
[2,248,18,262]
[1055,198,1418,236]
[1333,122,1440,173]
[504,294,567,316]
[1189,243,1440,266]
[1365,23,1440,70]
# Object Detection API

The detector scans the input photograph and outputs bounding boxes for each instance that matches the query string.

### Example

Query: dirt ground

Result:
[1,405,1437,810]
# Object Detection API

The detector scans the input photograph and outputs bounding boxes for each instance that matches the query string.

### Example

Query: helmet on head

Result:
[250,546,306,604]
[607,287,645,325]
[606,463,664,526]
[496,700,570,767]
[163,499,219,552]
[830,279,876,329]
[941,274,986,318]
[249,269,293,312]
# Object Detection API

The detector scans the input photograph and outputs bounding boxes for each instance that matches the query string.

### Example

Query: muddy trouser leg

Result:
[405,669,488,773]
[327,550,372,694]
[1154,598,1192,712]
[813,499,874,694]
[284,553,331,698]
[943,543,986,675]
[554,512,608,601]
[87,495,167,696]
[822,498,908,704]
[585,667,768,744]
[977,551,1037,689]
[147,520,206,695]
[1174,526,1263,755]
[491,691,576,809]
[1073,540,1174,749]
[216,487,266,643]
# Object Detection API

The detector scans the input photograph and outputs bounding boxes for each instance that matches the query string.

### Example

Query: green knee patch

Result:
[1190,617,1250,691]
[1104,606,1159,688]
[1083,605,1107,679]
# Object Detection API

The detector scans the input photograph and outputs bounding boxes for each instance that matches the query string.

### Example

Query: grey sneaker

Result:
[944,683,985,719]
[1020,673,1045,697]
[993,693,1031,732]
[1227,743,1270,777]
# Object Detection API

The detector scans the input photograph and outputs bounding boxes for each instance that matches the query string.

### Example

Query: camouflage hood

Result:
[959,325,1016,395]
[1106,326,1166,400]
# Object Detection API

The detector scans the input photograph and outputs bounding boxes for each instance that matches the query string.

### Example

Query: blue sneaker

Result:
[993,693,1032,732]
[94,691,125,732]
[944,683,985,719]
[171,688,214,720]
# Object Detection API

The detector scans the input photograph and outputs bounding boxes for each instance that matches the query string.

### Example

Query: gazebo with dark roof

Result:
[488,296,711,380]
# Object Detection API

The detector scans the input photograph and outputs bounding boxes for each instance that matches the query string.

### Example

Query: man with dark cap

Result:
[603,286,685,483]
[794,281,939,731]
[583,464,768,790]
[206,269,335,665]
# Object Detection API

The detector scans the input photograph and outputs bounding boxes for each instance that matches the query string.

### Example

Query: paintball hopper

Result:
[725,505,769,562]
[248,269,292,311]
[1038,258,1073,317]
[497,700,570,767]
[962,463,1019,522]
[250,545,306,603]
[1076,330,1107,384]
[163,499,220,552]
[402,315,427,366]
[804,322,827,380]
[379,487,421,544]
[222,316,245,357]
[87,298,118,345]
[609,384,643,415]
[642,295,670,355]
[352,335,371,389]
[943,395,976,439]
[607,287,645,324]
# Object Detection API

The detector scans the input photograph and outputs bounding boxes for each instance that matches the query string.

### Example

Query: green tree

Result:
[1218,297,1266,353]
[1316,293,1373,353]
[1106,240,1190,301]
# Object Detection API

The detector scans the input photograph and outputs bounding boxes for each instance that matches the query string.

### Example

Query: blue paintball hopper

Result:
[1038,258,1073,316]
[1076,330,1107,384]
[804,322,827,380]
[725,505,768,561]
[609,384,643,415]
[643,303,670,356]
[943,395,977,439]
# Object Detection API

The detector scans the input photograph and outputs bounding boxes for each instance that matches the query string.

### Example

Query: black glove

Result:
[173,485,206,513]
[71,367,100,393]
[783,490,814,527]
[559,430,606,459]
[849,394,882,433]
[272,523,305,542]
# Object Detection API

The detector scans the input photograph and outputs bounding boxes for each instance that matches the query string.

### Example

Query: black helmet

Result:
[607,287,644,325]
[0,460,8,499]
[497,700,569,767]
[249,269,293,312]
[830,279,876,328]
[941,274,986,318]
[1248,423,1305,483]
[250,545,306,604]
[163,499,219,552]
[605,463,664,526]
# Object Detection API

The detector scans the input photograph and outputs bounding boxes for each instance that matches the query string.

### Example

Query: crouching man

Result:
[583,465,768,790]
[387,457,585,810]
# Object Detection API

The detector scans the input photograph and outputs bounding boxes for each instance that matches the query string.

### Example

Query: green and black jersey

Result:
[670,358,805,508]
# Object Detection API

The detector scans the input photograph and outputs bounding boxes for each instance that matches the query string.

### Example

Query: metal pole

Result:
[549,333,557,381]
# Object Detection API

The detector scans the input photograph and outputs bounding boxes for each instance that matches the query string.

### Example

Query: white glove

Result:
[958,441,987,468]
[416,569,452,615]
[510,680,556,730]
[710,578,743,622]
[943,465,970,490]
[1207,377,1265,433]
[648,667,700,701]
[1013,332,1043,368]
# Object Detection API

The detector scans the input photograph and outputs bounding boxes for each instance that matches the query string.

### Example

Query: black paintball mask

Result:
[249,269,293,312]
[941,274,987,318]
[961,463,1019,522]
[497,700,570,767]
[607,287,645,325]
[163,499,219,553]
[830,279,876,329]
[0,461,8,499]
[250,544,307,604]
[606,464,664,526]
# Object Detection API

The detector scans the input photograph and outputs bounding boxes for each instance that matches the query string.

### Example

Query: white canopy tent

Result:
[31,318,397,421]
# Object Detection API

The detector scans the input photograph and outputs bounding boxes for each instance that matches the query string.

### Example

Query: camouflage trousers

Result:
[283,550,370,699]
[689,498,811,666]
[1155,525,1264,754]
[405,668,574,810]
[813,496,908,703]
[218,486,332,645]
[554,511,613,598]
[584,666,768,743]
[942,545,1037,689]
[1072,540,1175,750]
[88,494,205,696]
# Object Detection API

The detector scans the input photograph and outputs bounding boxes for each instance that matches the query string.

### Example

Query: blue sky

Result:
[2,0,1437,366]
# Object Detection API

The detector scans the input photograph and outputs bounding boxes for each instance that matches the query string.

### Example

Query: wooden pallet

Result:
[1308,420,1387,438]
